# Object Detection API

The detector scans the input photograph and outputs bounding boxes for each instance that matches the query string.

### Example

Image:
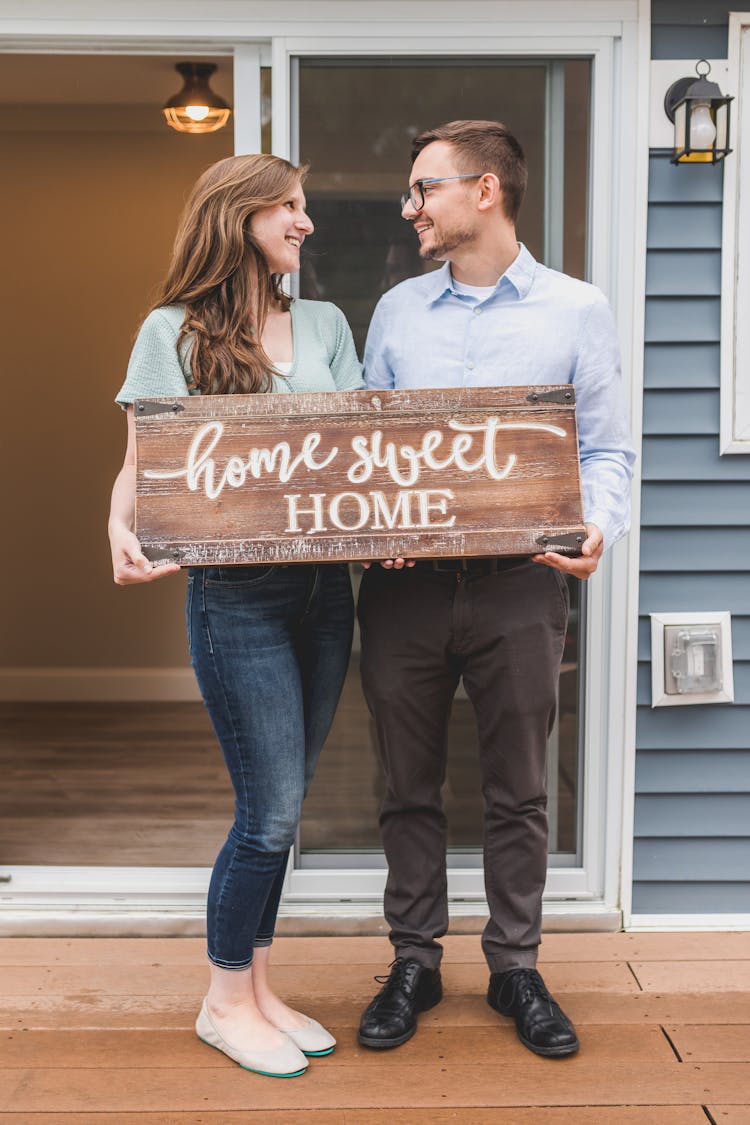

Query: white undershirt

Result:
[451,278,498,301]
[273,361,293,374]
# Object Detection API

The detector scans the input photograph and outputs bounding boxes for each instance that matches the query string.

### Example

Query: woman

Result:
[108,154,362,1078]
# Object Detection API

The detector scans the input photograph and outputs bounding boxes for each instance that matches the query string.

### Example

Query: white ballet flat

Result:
[281,1015,337,1056]
[195,1000,309,1078]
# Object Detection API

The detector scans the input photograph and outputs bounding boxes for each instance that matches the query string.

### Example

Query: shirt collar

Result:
[423,243,537,305]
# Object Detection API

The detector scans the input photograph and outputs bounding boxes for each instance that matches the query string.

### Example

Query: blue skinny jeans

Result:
[187,562,354,968]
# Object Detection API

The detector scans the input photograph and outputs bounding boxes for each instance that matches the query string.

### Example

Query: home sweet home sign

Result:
[134,386,586,565]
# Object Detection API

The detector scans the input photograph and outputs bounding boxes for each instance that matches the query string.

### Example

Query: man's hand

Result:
[531,523,603,580]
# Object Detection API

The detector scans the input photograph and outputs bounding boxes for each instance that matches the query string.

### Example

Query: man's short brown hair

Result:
[411,119,527,224]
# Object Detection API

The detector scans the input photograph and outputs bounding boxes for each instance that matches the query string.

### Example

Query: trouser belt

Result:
[414,556,529,576]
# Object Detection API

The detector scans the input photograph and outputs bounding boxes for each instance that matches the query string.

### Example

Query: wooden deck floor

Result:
[1,932,749,1122]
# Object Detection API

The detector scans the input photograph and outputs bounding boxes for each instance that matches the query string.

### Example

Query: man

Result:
[357,120,634,1058]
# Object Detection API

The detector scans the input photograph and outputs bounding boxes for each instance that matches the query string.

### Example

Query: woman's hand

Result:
[108,406,180,585]
[110,522,180,585]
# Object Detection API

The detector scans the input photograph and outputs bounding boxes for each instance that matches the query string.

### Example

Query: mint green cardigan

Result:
[116,299,363,406]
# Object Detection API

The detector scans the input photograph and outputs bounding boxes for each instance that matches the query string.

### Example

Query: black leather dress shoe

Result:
[358,958,443,1049]
[487,967,579,1057]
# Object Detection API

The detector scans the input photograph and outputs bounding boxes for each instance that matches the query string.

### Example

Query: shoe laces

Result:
[501,967,551,1008]
[373,957,409,987]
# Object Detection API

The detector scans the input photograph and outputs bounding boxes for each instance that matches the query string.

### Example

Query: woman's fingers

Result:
[114,557,181,584]
[112,531,180,584]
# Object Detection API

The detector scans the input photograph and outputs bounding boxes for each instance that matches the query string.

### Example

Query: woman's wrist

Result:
[108,516,133,537]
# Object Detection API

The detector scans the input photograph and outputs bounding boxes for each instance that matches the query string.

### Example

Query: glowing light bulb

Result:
[690,102,716,150]
[185,105,211,122]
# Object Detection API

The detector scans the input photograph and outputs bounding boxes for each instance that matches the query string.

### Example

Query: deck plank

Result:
[0,960,637,998]
[0,1109,712,1124]
[631,961,750,993]
[4,991,750,1030]
[2,1061,749,1112]
[0,932,747,966]
[0,1024,674,1068]
[666,1025,750,1062]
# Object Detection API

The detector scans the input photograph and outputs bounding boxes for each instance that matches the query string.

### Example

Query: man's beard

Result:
[418,223,477,261]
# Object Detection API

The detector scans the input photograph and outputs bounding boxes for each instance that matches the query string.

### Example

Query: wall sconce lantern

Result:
[664,59,732,164]
[163,62,232,134]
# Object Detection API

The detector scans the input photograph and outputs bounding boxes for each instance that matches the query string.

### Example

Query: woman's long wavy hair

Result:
[150,154,306,395]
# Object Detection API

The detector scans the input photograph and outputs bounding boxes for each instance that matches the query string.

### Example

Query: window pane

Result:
[297,57,590,863]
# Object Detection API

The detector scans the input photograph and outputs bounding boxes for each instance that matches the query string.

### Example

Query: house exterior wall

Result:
[633,2,750,915]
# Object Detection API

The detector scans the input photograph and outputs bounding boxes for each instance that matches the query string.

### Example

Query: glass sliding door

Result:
[294,56,591,872]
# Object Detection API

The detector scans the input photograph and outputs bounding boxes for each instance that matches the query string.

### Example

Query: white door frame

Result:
[0,0,647,933]
[270,17,647,928]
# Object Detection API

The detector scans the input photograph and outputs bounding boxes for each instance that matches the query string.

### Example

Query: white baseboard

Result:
[0,667,200,702]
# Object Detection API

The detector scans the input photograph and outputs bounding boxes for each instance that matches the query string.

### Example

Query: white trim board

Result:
[0,906,623,937]
[629,914,750,932]
[721,12,750,453]
[0,866,620,935]
[0,667,199,701]
[0,1,639,36]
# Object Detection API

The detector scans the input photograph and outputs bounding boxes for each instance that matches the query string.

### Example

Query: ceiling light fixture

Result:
[163,62,231,135]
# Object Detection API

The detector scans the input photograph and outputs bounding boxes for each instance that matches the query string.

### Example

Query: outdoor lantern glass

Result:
[163,62,232,135]
[664,60,733,165]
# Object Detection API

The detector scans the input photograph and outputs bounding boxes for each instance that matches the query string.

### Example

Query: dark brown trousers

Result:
[358,560,569,973]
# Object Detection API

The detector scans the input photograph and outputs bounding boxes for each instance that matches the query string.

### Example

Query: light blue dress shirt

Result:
[364,244,635,548]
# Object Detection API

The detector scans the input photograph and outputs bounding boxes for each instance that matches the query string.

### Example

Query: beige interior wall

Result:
[0,96,233,670]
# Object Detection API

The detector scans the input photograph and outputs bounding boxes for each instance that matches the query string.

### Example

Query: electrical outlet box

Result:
[650,612,734,707]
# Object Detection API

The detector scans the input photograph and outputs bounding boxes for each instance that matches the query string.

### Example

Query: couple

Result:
[108,118,634,1079]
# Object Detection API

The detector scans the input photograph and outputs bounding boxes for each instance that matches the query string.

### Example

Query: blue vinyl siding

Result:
[651,0,728,59]
[633,883,750,913]
[646,205,722,250]
[646,250,721,296]
[644,343,719,388]
[635,9,749,914]
[642,390,719,434]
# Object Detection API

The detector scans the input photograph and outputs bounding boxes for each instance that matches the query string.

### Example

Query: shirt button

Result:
[473,306,482,315]
[466,362,475,371]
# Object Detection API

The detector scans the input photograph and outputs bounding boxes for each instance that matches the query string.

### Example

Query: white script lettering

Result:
[143,421,338,500]
[347,419,566,487]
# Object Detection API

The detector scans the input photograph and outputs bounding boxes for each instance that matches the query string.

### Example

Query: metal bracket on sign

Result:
[135,400,186,417]
[526,388,576,405]
[535,531,586,554]
[141,544,182,564]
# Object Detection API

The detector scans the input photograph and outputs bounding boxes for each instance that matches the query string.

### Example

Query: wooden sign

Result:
[134,386,586,565]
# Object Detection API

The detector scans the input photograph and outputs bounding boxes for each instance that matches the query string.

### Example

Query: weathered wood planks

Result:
[135,386,585,565]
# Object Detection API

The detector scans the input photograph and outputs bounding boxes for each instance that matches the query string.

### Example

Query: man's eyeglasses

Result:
[400,174,483,212]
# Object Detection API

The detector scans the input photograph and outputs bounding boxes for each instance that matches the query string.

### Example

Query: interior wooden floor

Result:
[0,663,578,867]
[1,931,748,1121]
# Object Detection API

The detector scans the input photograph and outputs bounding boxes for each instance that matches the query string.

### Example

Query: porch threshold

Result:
[0,900,622,937]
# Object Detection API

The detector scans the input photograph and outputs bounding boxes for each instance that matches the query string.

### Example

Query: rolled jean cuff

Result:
[485,950,538,974]
[254,936,274,948]
[207,953,254,970]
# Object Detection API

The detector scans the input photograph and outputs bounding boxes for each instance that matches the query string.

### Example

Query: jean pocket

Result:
[204,564,278,587]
